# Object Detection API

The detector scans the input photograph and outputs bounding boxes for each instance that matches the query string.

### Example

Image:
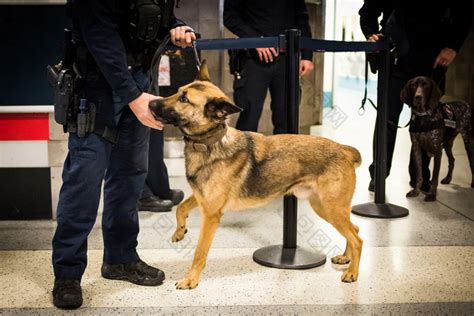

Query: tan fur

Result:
[149,61,363,289]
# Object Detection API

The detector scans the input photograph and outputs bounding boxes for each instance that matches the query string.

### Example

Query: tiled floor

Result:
[0,86,473,314]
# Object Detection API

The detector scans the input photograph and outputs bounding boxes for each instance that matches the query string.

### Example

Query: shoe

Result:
[101,259,165,286]
[52,278,83,309]
[368,179,375,192]
[138,195,173,212]
[168,189,184,206]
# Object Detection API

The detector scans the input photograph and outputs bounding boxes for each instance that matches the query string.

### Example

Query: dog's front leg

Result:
[172,195,197,242]
[176,210,222,290]
[425,149,442,202]
[407,141,423,198]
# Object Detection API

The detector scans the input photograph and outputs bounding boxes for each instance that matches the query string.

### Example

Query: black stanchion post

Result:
[252,29,326,269]
[352,38,409,218]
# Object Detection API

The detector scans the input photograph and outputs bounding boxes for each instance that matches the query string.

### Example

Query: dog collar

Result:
[412,109,432,117]
[184,124,228,152]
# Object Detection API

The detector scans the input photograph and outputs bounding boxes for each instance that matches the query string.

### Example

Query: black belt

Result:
[67,123,119,144]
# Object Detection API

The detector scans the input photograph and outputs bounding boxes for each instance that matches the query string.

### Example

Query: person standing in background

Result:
[224,0,314,134]
[359,0,471,191]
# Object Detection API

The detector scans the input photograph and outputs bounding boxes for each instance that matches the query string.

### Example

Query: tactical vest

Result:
[68,0,176,51]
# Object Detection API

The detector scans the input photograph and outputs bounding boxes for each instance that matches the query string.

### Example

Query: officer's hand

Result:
[129,93,164,130]
[300,60,314,76]
[367,33,382,42]
[170,26,196,48]
[433,48,456,68]
[256,47,279,63]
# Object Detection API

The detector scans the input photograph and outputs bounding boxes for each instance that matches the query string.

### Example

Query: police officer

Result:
[52,0,195,309]
[224,0,314,134]
[359,0,471,191]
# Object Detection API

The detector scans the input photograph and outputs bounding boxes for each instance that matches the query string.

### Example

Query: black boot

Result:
[101,259,165,286]
[168,189,184,206]
[138,195,174,212]
[52,278,83,309]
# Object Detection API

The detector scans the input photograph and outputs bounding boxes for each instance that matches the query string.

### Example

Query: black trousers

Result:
[141,129,171,200]
[369,53,446,184]
[53,70,150,279]
[234,56,287,134]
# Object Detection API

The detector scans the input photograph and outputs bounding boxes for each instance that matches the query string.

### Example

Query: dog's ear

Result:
[197,59,211,82]
[205,98,243,118]
[428,78,443,111]
[400,79,414,107]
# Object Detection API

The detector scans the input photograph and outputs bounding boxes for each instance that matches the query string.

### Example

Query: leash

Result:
[358,56,377,116]
[148,34,171,94]
[148,29,199,93]
[358,54,410,128]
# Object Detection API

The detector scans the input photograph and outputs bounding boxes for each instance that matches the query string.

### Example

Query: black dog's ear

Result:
[197,59,211,82]
[400,79,414,107]
[428,78,443,111]
[205,98,243,118]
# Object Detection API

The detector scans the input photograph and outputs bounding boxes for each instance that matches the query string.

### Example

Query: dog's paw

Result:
[406,189,420,198]
[331,255,351,265]
[441,177,451,184]
[341,269,358,283]
[424,194,437,202]
[171,228,188,243]
[175,277,198,290]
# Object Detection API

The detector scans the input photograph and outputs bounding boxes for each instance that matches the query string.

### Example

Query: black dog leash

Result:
[358,56,377,116]
[358,54,410,128]
[148,34,171,94]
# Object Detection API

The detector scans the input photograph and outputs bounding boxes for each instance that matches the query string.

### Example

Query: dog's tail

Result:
[342,145,362,168]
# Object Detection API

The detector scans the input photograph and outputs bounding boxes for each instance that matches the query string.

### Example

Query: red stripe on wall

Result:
[0,113,50,140]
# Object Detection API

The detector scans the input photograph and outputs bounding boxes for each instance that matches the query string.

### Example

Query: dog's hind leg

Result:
[460,130,474,187]
[441,136,456,185]
[309,173,362,282]
[172,195,198,242]
[176,207,223,289]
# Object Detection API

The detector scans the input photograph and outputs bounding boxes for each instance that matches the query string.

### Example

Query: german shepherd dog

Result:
[149,61,363,289]
[400,76,474,201]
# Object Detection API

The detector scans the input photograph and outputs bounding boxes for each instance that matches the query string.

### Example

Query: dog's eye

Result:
[178,92,189,103]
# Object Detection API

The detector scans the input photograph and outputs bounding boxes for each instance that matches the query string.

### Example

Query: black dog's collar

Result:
[412,109,432,116]
[183,124,227,152]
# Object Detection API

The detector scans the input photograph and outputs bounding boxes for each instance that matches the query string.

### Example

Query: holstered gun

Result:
[46,28,77,127]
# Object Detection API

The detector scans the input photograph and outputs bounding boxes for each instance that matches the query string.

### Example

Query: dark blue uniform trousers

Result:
[52,75,150,280]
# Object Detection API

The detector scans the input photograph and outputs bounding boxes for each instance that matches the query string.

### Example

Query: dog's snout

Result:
[149,99,163,116]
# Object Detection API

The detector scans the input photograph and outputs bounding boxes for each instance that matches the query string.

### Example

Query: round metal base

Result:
[253,245,326,270]
[352,202,409,218]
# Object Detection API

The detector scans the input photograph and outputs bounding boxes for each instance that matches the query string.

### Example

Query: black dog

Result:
[400,76,474,201]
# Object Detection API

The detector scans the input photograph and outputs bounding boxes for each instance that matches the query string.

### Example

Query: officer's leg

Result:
[269,57,287,134]
[52,133,111,279]
[102,108,149,264]
[142,129,171,199]
[369,73,407,180]
[235,59,271,132]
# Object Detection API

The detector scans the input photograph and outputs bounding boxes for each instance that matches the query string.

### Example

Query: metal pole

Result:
[252,29,326,269]
[374,48,390,203]
[282,29,300,249]
[352,37,409,218]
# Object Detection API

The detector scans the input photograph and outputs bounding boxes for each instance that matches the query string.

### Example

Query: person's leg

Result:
[143,129,171,198]
[102,107,149,265]
[235,59,272,132]
[369,72,407,182]
[52,133,111,280]
[269,56,287,134]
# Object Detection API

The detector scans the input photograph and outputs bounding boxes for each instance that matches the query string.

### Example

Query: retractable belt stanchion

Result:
[351,38,409,218]
[252,29,327,269]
